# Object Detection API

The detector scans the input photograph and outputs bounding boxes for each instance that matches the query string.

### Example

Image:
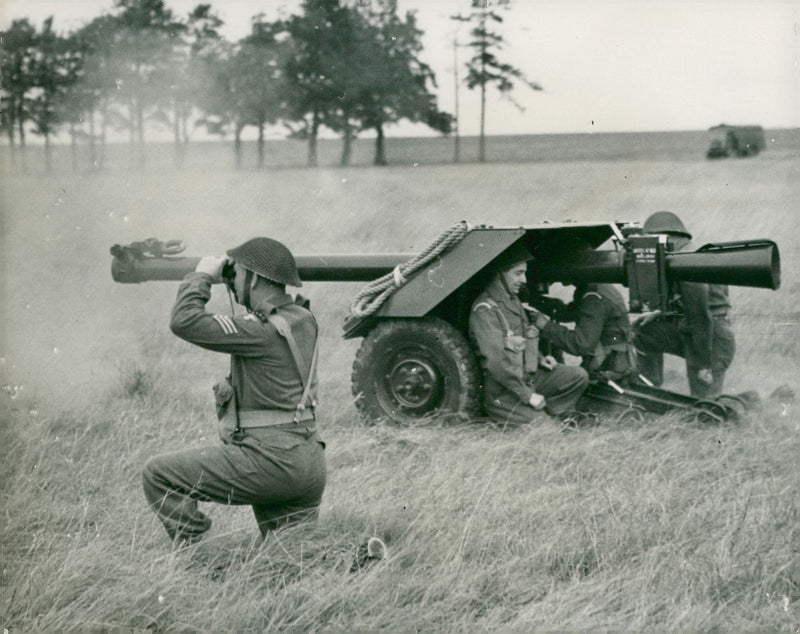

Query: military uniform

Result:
[633,278,735,398]
[469,277,589,424]
[142,272,326,542]
[539,284,636,379]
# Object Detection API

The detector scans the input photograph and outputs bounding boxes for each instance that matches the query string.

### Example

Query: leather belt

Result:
[238,408,315,428]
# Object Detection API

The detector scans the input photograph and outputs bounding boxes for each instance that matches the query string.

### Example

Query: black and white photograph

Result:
[2,0,798,630]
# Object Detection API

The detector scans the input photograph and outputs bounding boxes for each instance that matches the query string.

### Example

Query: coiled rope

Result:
[348,220,473,319]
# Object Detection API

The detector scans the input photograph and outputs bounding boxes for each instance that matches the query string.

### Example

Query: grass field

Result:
[2,131,799,631]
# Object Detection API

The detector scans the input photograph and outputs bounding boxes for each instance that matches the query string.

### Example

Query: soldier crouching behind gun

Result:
[142,237,326,547]
[631,211,736,398]
[468,244,589,425]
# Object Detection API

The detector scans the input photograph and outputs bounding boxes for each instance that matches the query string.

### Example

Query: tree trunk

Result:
[6,95,15,147]
[453,37,460,164]
[17,105,27,173]
[6,96,16,173]
[88,109,97,170]
[307,109,319,167]
[479,81,486,162]
[479,18,487,164]
[234,123,243,169]
[257,123,264,168]
[44,133,52,174]
[340,120,353,166]
[173,97,183,167]
[373,123,386,166]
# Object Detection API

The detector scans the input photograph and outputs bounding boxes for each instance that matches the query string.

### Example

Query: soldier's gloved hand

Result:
[522,303,549,329]
[195,256,226,283]
[697,368,713,385]
[539,355,557,371]
[529,392,547,410]
[631,310,661,328]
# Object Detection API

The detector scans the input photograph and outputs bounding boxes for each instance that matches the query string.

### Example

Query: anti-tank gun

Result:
[110,221,780,424]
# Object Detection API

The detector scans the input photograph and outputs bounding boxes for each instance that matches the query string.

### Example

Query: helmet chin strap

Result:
[243,269,254,310]
[499,272,513,296]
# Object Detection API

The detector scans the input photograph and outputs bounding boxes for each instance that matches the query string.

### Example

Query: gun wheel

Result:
[351,317,481,424]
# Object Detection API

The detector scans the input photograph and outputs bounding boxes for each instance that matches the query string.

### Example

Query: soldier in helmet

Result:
[632,211,736,398]
[526,281,637,382]
[142,237,326,546]
[523,240,637,383]
[468,243,589,425]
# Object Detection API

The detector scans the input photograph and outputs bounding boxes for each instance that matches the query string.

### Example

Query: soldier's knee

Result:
[142,454,167,489]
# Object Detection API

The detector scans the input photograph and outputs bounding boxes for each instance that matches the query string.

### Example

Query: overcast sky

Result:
[2,0,798,136]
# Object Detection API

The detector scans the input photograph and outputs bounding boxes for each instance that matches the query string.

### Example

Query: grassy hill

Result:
[2,132,799,631]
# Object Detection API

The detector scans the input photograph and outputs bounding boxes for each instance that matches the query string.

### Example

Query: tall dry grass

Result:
[2,133,799,630]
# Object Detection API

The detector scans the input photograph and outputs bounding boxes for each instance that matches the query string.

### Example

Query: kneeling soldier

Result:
[142,237,326,545]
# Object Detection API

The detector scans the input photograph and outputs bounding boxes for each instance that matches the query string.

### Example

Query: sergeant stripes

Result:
[213,314,238,334]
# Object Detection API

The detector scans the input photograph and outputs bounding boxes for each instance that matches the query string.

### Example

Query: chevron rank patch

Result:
[213,314,238,334]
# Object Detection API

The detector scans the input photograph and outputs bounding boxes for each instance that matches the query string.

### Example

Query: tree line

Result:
[1,0,539,171]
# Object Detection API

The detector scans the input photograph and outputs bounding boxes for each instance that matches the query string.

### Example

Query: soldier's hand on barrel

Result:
[540,355,557,371]
[195,256,227,283]
[697,368,713,385]
[529,392,547,410]
[631,310,661,328]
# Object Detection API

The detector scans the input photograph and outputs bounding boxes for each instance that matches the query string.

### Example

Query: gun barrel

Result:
[532,239,780,290]
[667,240,780,289]
[111,252,409,283]
[112,239,780,291]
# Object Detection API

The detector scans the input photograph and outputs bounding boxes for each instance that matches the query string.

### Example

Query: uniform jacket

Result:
[170,272,319,414]
[541,284,630,356]
[469,276,539,406]
[670,242,731,370]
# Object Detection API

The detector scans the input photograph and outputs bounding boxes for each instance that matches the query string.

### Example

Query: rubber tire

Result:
[351,317,481,424]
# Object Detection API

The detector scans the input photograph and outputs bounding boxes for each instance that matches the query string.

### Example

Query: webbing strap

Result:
[484,298,513,335]
[267,312,319,420]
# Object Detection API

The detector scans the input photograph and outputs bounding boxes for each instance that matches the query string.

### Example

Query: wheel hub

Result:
[387,358,440,409]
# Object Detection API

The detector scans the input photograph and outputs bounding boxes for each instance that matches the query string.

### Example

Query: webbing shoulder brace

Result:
[267,310,319,423]
[476,297,514,336]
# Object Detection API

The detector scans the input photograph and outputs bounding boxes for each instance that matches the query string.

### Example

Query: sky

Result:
[1,0,798,136]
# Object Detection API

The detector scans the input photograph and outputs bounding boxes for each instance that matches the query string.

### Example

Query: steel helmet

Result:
[493,242,534,271]
[643,211,692,240]
[227,237,302,287]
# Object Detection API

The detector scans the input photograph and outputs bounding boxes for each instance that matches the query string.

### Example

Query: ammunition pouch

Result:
[524,326,540,373]
[494,298,540,373]
[213,378,238,444]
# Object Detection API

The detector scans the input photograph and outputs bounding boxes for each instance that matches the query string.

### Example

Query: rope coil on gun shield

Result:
[348,220,473,319]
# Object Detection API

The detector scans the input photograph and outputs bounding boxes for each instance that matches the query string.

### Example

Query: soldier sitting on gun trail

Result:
[632,211,736,399]
[142,237,326,546]
[468,244,589,425]
[524,282,637,383]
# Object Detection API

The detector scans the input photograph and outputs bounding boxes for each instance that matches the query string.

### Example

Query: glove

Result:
[539,355,557,371]
[195,256,226,283]
[631,310,661,328]
[697,368,713,385]
[522,303,549,330]
[529,392,547,410]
